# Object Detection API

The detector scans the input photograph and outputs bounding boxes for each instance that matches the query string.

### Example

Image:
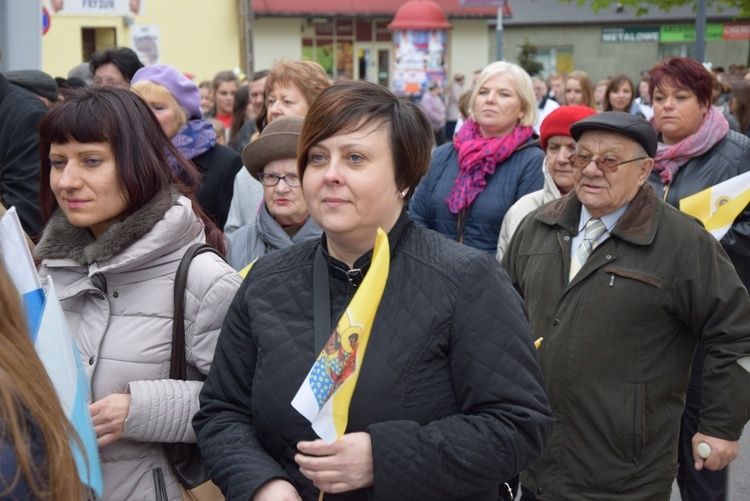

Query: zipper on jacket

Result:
[557,232,570,281]
[153,468,168,501]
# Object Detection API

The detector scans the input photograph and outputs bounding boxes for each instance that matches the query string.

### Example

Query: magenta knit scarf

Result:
[446,118,533,214]
[650,106,729,184]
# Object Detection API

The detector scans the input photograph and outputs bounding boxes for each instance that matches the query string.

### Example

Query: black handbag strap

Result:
[313,244,332,354]
[170,243,225,381]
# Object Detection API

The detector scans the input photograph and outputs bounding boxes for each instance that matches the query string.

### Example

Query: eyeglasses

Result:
[568,153,647,173]
[257,173,301,187]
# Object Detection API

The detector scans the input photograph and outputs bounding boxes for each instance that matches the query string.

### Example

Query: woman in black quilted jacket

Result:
[194,81,554,501]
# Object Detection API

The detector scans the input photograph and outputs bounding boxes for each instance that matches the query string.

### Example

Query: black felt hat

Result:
[569,111,658,158]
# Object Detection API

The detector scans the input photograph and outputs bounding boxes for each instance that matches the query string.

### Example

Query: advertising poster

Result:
[392,29,446,99]
[130,24,160,66]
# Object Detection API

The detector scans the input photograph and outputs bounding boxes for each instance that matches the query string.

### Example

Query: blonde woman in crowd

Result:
[410,61,544,253]
[563,70,598,111]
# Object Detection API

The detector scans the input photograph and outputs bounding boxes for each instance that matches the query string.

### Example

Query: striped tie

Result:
[569,218,606,281]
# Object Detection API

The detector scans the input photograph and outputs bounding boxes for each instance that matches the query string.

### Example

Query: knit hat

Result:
[539,105,598,151]
[131,65,202,119]
[570,111,658,158]
[242,115,304,178]
[5,70,58,102]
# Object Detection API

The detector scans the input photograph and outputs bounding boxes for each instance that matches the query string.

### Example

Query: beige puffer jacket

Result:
[35,191,242,500]
[496,159,562,262]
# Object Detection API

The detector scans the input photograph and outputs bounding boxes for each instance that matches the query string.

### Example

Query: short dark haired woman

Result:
[194,81,553,500]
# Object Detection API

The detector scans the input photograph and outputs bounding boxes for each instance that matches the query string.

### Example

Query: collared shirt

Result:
[569,203,628,257]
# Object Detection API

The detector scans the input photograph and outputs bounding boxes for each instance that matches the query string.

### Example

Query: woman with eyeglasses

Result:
[227,115,322,270]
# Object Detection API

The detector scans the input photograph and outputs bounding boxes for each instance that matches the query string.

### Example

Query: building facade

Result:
[38,0,749,87]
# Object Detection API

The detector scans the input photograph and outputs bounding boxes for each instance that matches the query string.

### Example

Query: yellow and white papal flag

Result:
[679,170,750,241]
[292,228,390,445]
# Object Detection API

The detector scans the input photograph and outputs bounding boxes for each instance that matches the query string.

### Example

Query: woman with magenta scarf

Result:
[410,62,544,254]
[646,56,750,501]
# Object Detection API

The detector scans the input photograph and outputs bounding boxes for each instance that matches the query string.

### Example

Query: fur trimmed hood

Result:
[35,188,180,266]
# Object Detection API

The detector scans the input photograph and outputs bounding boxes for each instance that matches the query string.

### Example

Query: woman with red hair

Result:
[647,56,750,501]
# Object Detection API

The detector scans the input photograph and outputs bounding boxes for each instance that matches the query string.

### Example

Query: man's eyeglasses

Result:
[568,153,647,173]
[257,173,301,187]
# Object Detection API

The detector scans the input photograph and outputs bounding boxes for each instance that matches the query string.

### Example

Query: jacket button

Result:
[88,356,95,365]
[606,254,612,259]
[563,236,570,241]
[537,487,545,495]
[113,291,119,298]
[552,318,560,326]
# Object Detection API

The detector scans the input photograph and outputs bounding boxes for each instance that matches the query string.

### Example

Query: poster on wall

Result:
[130,24,160,66]
[392,29,446,99]
[46,0,144,16]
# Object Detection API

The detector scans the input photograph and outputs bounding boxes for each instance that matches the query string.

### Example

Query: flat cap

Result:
[570,111,658,158]
[5,69,58,102]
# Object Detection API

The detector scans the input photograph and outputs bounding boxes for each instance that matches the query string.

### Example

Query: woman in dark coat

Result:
[131,65,243,229]
[409,61,544,254]
[194,81,553,501]
[647,56,750,501]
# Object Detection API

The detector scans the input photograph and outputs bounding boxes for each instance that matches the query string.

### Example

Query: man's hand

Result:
[295,432,374,494]
[89,393,131,447]
[692,433,739,471]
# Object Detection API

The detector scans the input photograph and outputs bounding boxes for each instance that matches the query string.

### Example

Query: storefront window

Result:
[534,47,574,76]
[303,18,391,79]
[659,43,695,60]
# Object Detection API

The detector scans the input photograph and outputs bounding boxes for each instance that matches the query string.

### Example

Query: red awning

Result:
[253,0,498,18]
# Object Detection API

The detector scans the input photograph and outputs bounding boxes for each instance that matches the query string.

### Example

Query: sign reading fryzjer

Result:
[46,0,144,16]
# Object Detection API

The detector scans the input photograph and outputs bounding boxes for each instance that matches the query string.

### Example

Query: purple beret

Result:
[131,65,202,119]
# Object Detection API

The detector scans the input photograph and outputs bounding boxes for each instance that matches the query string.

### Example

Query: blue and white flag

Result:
[0,207,103,496]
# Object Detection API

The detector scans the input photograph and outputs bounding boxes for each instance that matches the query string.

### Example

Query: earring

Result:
[400,189,408,198]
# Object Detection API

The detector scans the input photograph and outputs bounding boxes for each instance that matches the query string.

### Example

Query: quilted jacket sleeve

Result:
[193,280,291,499]
[123,257,242,444]
[367,254,554,501]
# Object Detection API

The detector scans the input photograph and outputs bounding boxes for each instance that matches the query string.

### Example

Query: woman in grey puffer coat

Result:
[34,87,242,500]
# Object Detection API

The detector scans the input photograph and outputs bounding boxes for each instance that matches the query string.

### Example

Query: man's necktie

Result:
[569,218,606,281]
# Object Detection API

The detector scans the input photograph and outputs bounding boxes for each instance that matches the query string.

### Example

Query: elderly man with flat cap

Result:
[503,111,750,500]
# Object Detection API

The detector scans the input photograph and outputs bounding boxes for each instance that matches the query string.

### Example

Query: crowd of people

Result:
[0,47,749,501]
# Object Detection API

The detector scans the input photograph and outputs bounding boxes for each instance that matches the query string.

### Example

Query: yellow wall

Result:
[42,0,242,83]
[448,20,491,83]
[253,18,303,71]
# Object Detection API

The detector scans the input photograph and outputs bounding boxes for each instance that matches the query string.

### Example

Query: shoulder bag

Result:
[163,243,225,501]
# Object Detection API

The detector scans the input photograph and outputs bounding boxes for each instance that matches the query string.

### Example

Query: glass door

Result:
[356,42,392,88]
